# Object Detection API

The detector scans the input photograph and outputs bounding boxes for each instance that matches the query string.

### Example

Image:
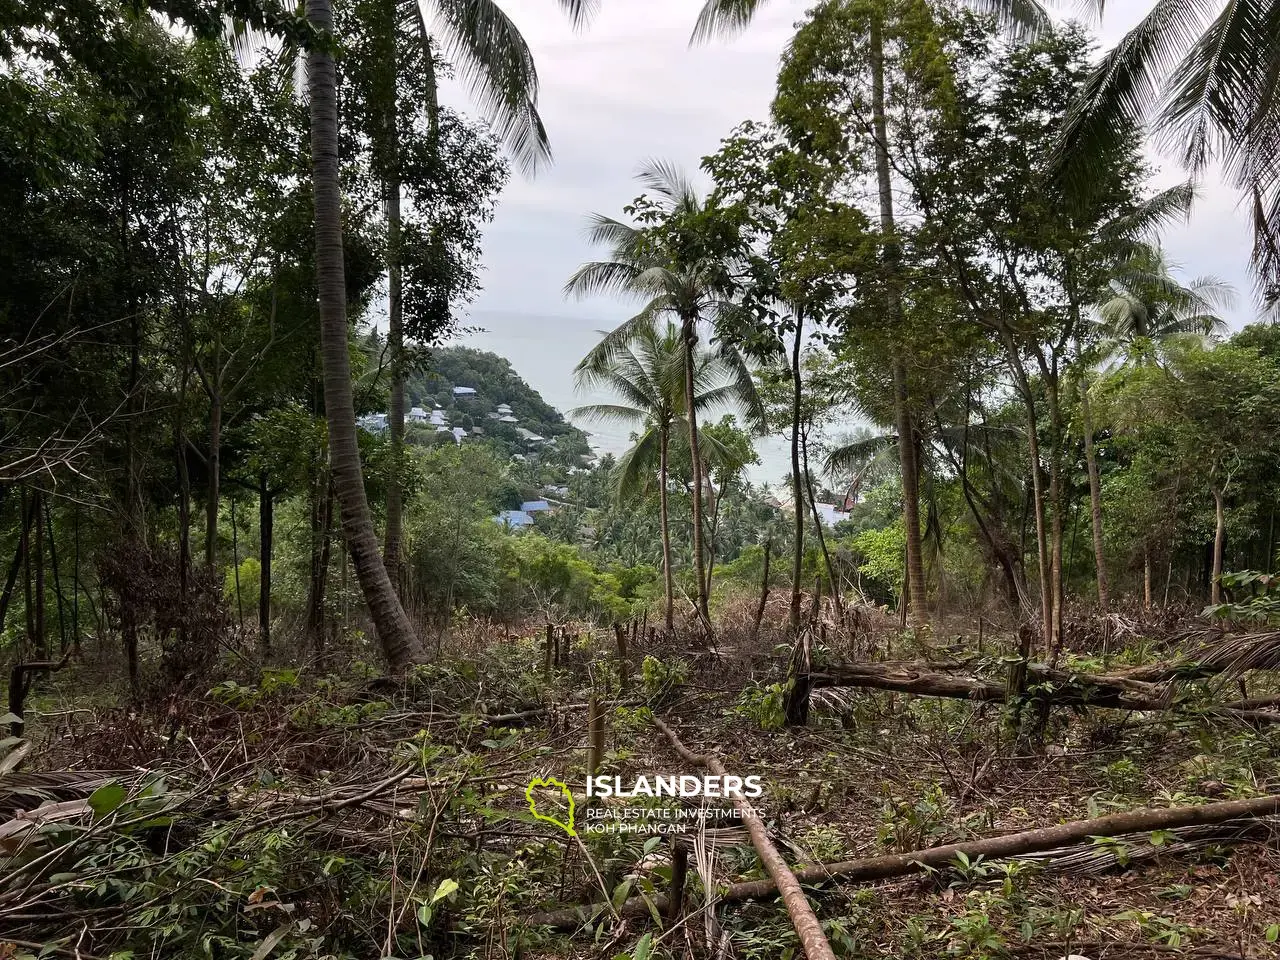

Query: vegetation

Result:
[4,0,1280,958]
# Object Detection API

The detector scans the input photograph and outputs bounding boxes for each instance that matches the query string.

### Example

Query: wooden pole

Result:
[587,696,606,774]
[544,623,553,676]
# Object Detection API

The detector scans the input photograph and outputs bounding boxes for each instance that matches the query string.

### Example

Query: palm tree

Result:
[1076,246,1232,607]
[303,0,591,670]
[565,161,748,637]
[572,321,761,632]
[1053,0,1280,298]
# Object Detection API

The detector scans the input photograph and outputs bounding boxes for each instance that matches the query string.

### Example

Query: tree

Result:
[572,321,759,632]
[565,161,755,637]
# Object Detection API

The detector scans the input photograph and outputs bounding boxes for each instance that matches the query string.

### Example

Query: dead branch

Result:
[650,715,837,960]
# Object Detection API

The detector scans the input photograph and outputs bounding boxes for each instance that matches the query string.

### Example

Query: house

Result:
[471,426,485,436]
[813,502,850,528]
[357,413,388,434]
[452,386,477,398]
[521,500,551,514]
[498,414,518,423]
[515,427,546,444]
[429,410,448,426]
[542,484,568,498]
[408,406,429,422]
[496,403,513,414]
[451,426,467,444]
[486,412,502,420]
[494,509,534,529]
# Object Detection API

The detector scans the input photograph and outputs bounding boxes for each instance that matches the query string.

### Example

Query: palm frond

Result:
[564,260,644,300]
[614,426,662,502]
[1051,0,1216,193]
[689,0,771,44]
[824,432,897,477]
[567,402,649,427]
[1099,182,1197,242]
[636,158,701,211]
[965,0,1052,40]
[430,0,550,175]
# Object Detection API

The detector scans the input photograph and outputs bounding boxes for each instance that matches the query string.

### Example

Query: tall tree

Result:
[565,161,754,637]
[573,320,759,632]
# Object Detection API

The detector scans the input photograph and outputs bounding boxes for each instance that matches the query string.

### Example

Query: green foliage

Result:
[730,681,787,731]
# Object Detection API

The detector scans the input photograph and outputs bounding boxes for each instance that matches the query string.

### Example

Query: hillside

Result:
[404,346,592,466]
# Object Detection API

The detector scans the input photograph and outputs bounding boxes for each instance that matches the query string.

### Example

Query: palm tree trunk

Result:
[259,472,273,653]
[381,0,405,593]
[1078,378,1110,608]
[1143,542,1153,610]
[1211,486,1226,605]
[789,316,804,637]
[658,419,675,633]
[869,15,925,621]
[681,315,711,637]
[306,0,422,671]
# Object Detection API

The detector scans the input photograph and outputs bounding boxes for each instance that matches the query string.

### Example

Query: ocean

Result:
[456,309,794,488]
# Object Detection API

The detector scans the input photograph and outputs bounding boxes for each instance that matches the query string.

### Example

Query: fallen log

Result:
[809,662,1168,710]
[650,715,837,960]
[808,662,1280,723]
[528,793,1280,930]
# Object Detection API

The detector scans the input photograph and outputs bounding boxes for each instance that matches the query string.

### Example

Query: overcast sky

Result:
[439,0,1256,331]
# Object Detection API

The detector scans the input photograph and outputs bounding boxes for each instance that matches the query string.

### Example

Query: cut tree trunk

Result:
[752,537,772,639]
[651,716,837,960]
[1211,486,1226,605]
[305,0,422,671]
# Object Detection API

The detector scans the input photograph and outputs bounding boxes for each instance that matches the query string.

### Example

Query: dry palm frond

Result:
[1017,817,1277,875]
[1189,631,1280,677]
[810,687,859,716]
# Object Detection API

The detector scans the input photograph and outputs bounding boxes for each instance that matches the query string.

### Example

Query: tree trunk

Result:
[1143,544,1153,610]
[1211,486,1226,605]
[259,472,273,653]
[1078,379,1109,608]
[681,315,711,637]
[32,489,45,659]
[753,537,772,639]
[1044,376,1066,659]
[307,469,333,655]
[306,0,422,671]
[206,389,221,568]
[802,426,844,626]
[658,419,675,633]
[789,316,805,637]
[652,716,838,960]
[380,7,406,593]
[869,16,925,621]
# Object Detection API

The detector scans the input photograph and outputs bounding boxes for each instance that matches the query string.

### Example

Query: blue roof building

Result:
[521,500,551,513]
[494,509,534,529]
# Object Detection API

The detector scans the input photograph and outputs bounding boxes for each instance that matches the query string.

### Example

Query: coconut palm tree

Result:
[1052,0,1280,298]
[302,0,592,670]
[572,321,761,632]
[565,161,753,637]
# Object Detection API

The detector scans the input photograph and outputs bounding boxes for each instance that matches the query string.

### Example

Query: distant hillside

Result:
[405,346,591,465]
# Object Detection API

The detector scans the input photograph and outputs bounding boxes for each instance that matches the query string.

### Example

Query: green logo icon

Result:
[526,776,576,836]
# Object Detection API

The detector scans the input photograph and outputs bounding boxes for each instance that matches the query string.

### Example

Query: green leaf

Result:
[1266,924,1279,943]
[89,782,126,818]
[430,878,459,903]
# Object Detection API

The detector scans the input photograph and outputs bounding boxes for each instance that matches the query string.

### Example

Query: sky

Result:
[438,0,1256,484]
[444,0,1256,328]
